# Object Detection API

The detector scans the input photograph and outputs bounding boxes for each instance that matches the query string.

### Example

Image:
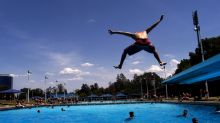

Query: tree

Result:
[175,59,191,74]
[110,73,130,94]
[106,72,164,96]
[19,88,29,99]
[56,83,67,94]
[75,83,91,97]
[172,36,220,96]
[90,83,100,95]
[31,88,44,97]
[175,36,220,74]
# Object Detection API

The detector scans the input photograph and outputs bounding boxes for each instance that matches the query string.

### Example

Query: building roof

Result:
[100,94,113,97]
[163,54,220,84]
[116,92,127,97]
[0,89,21,93]
[0,74,12,77]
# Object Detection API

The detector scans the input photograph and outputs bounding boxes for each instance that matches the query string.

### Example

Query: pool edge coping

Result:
[0,100,220,111]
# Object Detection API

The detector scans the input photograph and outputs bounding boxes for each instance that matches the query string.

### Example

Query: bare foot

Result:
[113,65,122,69]
[160,62,167,66]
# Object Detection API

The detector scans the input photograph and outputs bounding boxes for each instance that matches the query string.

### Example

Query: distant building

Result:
[0,74,13,91]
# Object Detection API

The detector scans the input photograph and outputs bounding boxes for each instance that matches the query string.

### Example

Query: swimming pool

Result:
[0,103,219,123]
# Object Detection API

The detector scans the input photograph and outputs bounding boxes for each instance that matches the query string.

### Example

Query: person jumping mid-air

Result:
[108,15,167,69]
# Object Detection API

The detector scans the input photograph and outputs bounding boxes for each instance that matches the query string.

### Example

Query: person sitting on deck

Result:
[15,100,25,108]
[182,92,190,100]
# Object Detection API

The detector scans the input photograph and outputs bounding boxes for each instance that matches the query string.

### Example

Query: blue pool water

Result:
[0,103,219,123]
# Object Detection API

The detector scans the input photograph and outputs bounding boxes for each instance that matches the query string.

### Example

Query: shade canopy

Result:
[163,54,220,84]
[87,94,99,98]
[116,92,127,97]
[100,94,113,97]
[0,89,21,93]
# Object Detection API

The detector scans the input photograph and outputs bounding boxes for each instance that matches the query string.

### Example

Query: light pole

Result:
[63,83,66,100]
[163,65,168,99]
[193,11,204,61]
[27,70,32,103]
[152,73,156,96]
[55,80,58,98]
[140,78,143,98]
[145,77,149,99]
[44,75,48,103]
[165,84,168,99]
[192,10,209,98]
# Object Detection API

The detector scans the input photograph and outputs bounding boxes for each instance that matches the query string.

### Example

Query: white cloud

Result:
[48,81,55,85]
[27,79,35,84]
[129,69,144,75]
[88,19,96,23]
[49,53,72,66]
[143,60,178,78]
[146,65,163,72]
[132,61,140,65]
[59,67,91,82]
[47,52,82,67]
[163,59,180,77]
[59,67,81,75]
[97,67,105,71]
[170,59,180,67]
[79,71,90,76]
[4,26,30,40]
[45,72,54,76]
[81,62,94,67]
[68,77,83,81]
[164,54,175,58]
[9,74,27,78]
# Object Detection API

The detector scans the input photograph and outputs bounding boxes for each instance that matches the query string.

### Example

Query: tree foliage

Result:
[75,72,165,98]
[172,36,220,96]
[175,36,220,74]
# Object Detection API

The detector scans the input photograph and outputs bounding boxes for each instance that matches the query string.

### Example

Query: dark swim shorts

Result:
[125,43,155,56]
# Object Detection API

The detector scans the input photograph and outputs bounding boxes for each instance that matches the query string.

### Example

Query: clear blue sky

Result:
[0,0,220,92]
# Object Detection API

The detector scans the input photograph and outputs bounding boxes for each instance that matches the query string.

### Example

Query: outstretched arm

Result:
[108,30,135,39]
[146,15,164,33]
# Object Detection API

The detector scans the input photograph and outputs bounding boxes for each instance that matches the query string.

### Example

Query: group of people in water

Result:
[33,105,220,123]
[124,107,220,123]
[177,109,198,123]
[125,109,199,123]
[37,106,66,113]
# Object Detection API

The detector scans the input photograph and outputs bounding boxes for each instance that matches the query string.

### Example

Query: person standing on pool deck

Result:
[108,15,166,69]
